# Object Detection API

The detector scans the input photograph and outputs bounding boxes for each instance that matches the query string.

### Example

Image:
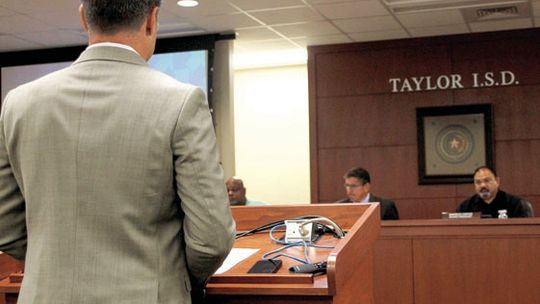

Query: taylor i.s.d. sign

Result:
[389,70,518,93]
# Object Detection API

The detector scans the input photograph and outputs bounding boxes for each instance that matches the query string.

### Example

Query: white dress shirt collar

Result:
[87,42,140,56]
[359,193,371,204]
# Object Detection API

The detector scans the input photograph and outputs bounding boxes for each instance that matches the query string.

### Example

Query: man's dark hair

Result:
[81,0,161,34]
[344,167,371,184]
[473,165,497,177]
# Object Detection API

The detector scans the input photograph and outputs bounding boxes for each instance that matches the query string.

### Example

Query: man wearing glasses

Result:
[335,167,399,220]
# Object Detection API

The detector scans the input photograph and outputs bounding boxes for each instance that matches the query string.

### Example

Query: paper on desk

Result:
[215,248,259,274]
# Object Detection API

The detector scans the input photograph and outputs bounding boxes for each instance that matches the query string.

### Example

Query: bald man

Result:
[225,177,266,206]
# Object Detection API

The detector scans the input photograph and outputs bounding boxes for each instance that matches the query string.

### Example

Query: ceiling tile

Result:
[157,10,189,23]
[272,21,342,37]
[409,24,470,37]
[234,38,301,53]
[189,13,261,32]
[469,17,533,32]
[292,34,353,47]
[305,0,356,4]
[0,6,16,17]
[235,27,282,41]
[249,7,325,25]
[230,0,306,11]
[0,34,43,52]
[1,0,59,15]
[0,0,539,55]
[157,21,207,38]
[34,11,82,30]
[334,16,403,33]
[156,12,206,37]
[349,29,409,42]
[396,10,465,28]
[314,0,390,19]
[16,30,87,48]
[0,15,55,34]
[3,0,78,17]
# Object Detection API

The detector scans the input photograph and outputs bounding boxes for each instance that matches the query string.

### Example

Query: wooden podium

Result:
[0,253,23,304]
[204,203,381,304]
[0,203,380,304]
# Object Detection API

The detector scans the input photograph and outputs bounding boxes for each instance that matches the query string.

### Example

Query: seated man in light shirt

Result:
[226,177,267,206]
[335,167,399,220]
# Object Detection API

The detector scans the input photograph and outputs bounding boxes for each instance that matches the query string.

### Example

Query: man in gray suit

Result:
[0,1,235,303]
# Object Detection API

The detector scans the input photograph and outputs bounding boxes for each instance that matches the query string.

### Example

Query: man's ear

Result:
[145,7,159,36]
[364,182,371,192]
[79,3,89,32]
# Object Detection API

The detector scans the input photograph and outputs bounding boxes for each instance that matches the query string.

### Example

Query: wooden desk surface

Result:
[208,231,337,296]
[374,218,540,304]
[381,218,540,237]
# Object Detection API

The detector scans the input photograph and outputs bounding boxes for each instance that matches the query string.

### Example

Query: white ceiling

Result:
[0,0,539,55]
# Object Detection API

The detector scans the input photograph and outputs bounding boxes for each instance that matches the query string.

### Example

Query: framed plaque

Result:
[416,104,493,184]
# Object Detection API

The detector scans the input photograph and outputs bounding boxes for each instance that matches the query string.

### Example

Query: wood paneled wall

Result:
[308,28,540,219]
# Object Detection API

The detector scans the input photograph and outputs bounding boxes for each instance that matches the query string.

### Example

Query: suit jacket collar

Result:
[368,194,379,203]
[74,45,148,67]
[339,193,372,203]
[348,193,372,203]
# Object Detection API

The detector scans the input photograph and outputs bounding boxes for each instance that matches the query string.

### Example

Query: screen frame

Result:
[0,33,234,114]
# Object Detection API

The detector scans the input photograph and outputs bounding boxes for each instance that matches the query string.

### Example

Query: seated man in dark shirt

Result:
[457,166,532,218]
[335,167,399,220]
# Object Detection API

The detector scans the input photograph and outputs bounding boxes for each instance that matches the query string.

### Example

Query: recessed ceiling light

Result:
[177,0,199,8]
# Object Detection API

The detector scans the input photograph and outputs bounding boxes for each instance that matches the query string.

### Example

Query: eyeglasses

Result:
[344,183,363,189]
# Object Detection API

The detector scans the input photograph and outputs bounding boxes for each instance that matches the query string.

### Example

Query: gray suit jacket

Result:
[0,46,235,304]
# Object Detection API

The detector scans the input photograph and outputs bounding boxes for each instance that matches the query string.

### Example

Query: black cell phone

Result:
[247,259,282,273]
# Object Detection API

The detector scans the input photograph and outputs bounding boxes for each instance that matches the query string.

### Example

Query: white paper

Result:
[214,248,259,274]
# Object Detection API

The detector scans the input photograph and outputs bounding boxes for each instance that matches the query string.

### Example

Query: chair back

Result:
[522,200,535,217]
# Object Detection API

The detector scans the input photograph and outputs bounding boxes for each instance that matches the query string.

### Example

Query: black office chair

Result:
[521,200,535,217]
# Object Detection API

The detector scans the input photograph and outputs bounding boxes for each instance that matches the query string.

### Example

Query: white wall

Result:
[233,65,310,205]
[213,40,236,179]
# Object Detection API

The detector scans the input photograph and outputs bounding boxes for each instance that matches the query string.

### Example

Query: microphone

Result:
[289,261,327,274]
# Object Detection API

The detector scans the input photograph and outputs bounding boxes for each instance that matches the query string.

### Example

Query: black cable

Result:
[235,219,284,239]
[235,215,331,239]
